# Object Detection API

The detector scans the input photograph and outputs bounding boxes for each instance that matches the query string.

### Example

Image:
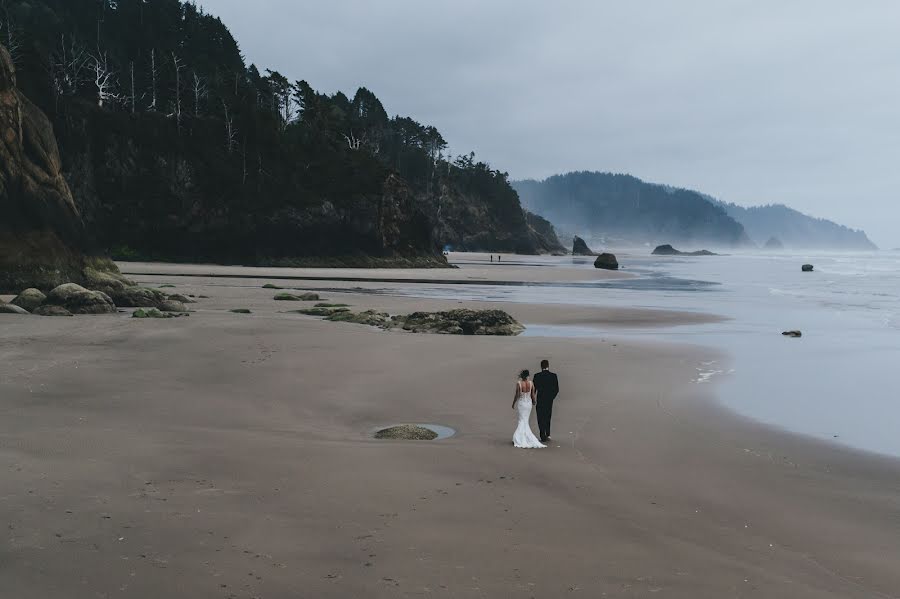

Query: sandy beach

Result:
[2,261,900,598]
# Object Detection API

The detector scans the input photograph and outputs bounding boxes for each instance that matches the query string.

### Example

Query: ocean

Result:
[377,250,900,458]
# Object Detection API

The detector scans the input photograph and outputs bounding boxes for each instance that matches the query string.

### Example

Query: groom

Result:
[532,359,559,443]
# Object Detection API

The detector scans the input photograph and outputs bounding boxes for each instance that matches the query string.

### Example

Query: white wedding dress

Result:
[513,383,546,448]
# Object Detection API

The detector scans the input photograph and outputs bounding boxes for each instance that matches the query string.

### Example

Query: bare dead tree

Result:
[51,34,89,99]
[0,0,22,66]
[191,71,207,116]
[343,130,364,151]
[90,50,118,107]
[148,48,158,110]
[128,60,136,114]
[170,52,185,128]
[222,99,237,154]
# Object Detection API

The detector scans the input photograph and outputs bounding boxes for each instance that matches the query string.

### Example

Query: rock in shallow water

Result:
[802,264,814,272]
[594,253,619,270]
[374,425,439,440]
[782,330,802,338]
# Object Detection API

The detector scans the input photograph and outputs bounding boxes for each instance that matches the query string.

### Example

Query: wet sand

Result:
[2,263,899,598]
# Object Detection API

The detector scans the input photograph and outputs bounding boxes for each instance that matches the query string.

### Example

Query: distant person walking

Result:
[532,359,559,443]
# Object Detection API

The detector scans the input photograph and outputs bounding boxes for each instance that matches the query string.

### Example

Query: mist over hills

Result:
[514,171,877,251]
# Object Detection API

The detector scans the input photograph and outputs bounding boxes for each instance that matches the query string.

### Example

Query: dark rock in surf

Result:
[782,330,802,338]
[572,236,596,256]
[764,236,784,250]
[802,264,814,272]
[652,244,718,256]
[594,253,619,270]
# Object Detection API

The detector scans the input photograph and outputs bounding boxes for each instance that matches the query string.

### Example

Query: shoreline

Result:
[2,261,900,597]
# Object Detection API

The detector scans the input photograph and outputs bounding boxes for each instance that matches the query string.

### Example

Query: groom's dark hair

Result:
[540,359,549,369]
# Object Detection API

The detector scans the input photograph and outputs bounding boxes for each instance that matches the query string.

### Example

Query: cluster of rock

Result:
[652,244,718,256]
[274,292,320,301]
[1,278,192,317]
[311,307,525,336]
[400,309,525,335]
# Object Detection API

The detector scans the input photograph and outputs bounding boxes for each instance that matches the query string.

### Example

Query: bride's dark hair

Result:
[519,369,530,380]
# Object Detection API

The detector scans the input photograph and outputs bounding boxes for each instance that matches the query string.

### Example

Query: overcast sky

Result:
[201,0,899,248]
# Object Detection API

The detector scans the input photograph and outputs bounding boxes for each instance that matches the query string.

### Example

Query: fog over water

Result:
[364,251,900,458]
[202,0,900,248]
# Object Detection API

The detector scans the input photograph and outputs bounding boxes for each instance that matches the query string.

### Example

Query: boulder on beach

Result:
[45,283,116,314]
[594,253,619,270]
[166,293,196,304]
[802,264,814,272]
[374,425,438,440]
[0,302,30,314]
[10,288,46,312]
[274,292,319,301]
[572,236,596,256]
[159,300,187,313]
[33,304,73,317]
[782,330,802,338]
[652,244,718,256]
[133,307,189,319]
[401,309,525,336]
[84,266,170,307]
[325,310,393,328]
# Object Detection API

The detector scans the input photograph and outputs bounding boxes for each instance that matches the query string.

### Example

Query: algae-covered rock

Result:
[133,307,188,319]
[274,293,301,301]
[45,283,115,314]
[374,425,438,440]
[10,288,46,312]
[325,310,393,327]
[262,283,283,289]
[295,307,351,316]
[166,293,196,304]
[230,308,252,314]
[159,300,187,313]
[400,309,524,336]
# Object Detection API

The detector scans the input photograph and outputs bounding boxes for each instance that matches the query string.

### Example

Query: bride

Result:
[512,370,546,448]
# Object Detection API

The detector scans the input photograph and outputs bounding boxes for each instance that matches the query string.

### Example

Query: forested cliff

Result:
[1,0,558,269]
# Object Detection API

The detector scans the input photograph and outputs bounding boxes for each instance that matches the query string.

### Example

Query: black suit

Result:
[532,370,559,441]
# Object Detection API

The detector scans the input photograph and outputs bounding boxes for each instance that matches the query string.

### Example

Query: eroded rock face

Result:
[0,44,89,292]
[594,253,619,270]
[45,283,116,314]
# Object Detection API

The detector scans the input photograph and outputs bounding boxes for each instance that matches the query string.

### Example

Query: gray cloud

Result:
[201,0,900,247]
